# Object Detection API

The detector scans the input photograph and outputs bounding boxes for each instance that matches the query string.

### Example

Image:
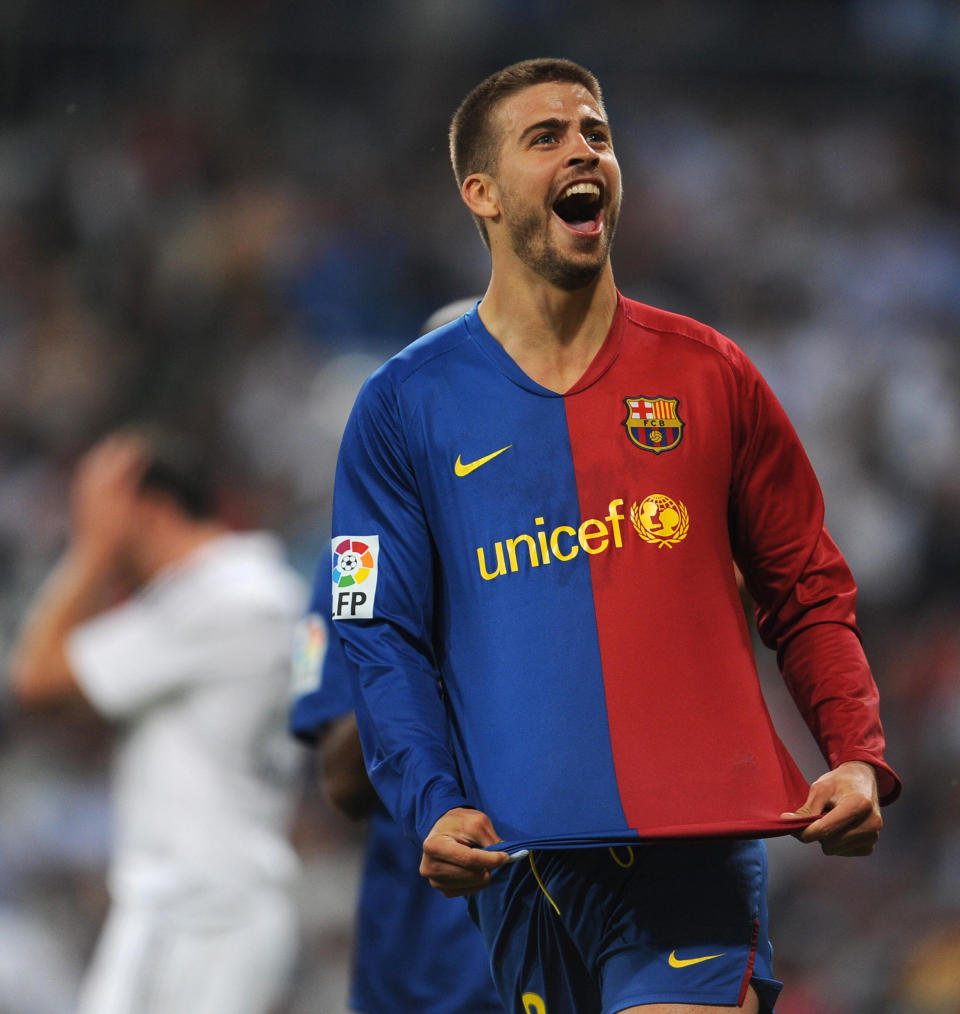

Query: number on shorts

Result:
[522,992,546,1014]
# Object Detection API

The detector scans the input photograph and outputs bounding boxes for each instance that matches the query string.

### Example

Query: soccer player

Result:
[9,428,306,1014]
[290,606,503,1014]
[329,59,901,1014]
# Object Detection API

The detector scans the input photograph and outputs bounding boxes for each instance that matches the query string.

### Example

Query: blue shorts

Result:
[469,839,781,1014]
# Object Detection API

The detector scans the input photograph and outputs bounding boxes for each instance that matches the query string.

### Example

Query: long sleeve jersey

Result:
[331,295,900,851]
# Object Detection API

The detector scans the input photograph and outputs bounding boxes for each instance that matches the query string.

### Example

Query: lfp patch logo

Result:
[289,613,328,697]
[332,535,379,619]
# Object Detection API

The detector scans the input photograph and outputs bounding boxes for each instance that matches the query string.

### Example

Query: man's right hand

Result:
[420,807,510,897]
[70,433,147,566]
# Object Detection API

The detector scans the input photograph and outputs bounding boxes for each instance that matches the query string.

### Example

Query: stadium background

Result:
[0,1,958,1011]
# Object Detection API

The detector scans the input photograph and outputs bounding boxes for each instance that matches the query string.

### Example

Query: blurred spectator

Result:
[7,428,306,1014]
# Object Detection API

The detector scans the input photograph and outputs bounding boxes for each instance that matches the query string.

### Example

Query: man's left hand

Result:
[781,760,882,856]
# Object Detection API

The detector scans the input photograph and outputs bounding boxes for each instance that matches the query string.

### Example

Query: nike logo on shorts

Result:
[668,950,726,968]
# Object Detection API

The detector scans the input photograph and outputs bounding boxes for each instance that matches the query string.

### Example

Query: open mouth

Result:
[552,181,604,236]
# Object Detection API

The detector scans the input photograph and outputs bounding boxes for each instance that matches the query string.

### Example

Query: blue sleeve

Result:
[332,374,469,845]
[289,553,356,743]
[289,620,356,744]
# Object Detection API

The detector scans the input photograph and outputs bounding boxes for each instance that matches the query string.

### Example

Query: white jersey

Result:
[68,531,306,911]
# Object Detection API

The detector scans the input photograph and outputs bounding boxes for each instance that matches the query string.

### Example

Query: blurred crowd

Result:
[1,1,958,1012]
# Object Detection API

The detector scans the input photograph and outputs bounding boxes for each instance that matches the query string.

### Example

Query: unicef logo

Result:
[630,494,690,548]
[332,539,376,588]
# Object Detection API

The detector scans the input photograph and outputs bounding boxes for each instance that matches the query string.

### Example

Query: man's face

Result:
[488,80,622,290]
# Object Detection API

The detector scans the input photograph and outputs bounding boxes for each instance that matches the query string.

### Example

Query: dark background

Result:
[0,2,958,1011]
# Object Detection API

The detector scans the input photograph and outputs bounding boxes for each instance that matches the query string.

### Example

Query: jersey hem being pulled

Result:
[490,815,816,854]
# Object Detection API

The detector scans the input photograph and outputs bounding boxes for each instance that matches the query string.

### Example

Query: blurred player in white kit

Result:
[9,427,306,1014]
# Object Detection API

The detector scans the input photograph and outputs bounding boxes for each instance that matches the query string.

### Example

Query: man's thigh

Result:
[619,983,760,1013]
[471,840,780,1014]
[470,854,602,1014]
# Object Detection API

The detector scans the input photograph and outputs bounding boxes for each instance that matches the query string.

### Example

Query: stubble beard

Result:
[503,193,619,292]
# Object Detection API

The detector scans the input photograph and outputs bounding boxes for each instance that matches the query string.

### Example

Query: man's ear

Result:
[461,173,500,223]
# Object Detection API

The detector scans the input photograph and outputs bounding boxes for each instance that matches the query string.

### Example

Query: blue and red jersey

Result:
[331,295,900,851]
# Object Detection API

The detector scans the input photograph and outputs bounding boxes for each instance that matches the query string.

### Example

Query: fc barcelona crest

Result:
[623,396,684,454]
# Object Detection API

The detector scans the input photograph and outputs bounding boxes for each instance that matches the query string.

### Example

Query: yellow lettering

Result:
[477,500,629,580]
[534,517,551,565]
[605,498,625,548]
[506,534,539,572]
[549,525,578,562]
[477,543,506,581]
[522,992,546,1014]
[578,517,608,554]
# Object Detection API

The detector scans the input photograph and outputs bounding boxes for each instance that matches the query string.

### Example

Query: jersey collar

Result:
[463,292,626,397]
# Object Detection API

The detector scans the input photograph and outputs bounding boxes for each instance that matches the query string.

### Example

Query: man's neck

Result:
[134,519,228,584]
[477,263,618,393]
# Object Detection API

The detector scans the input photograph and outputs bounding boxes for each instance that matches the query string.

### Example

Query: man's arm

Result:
[316,712,381,821]
[730,351,900,855]
[314,716,507,893]
[290,611,381,819]
[9,435,144,707]
[332,376,508,889]
[333,377,470,840]
[771,605,894,855]
[316,714,508,895]
[10,548,113,705]
[317,712,507,893]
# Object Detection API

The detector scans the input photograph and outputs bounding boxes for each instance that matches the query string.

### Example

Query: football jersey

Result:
[290,606,502,1014]
[331,295,900,851]
[69,532,306,906]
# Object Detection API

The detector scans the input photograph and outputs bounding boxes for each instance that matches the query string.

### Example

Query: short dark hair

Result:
[134,425,217,520]
[449,58,605,246]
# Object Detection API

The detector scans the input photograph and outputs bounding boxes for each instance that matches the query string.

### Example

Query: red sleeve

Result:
[777,598,900,804]
[729,348,901,806]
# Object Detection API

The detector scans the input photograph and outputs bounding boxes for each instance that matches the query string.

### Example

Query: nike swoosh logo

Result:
[668,950,726,968]
[454,444,512,477]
